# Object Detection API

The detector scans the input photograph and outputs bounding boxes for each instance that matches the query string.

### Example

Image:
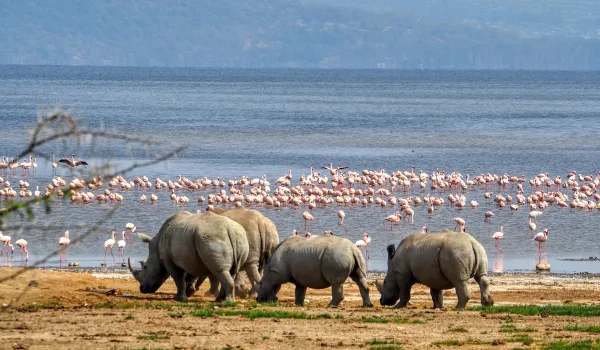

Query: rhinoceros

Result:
[257,235,373,307]
[128,211,249,302]
[200,207,279,296]
[376,230,494,310]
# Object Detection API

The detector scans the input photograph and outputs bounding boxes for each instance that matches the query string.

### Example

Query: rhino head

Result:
[376,244,401,306]
[128,233,168,294]
[256,252,281,303]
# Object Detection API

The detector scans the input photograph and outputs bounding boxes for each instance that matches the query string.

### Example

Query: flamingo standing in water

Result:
[117,231,126,262]
[355,233,371,259]
[421,226,428,233]
[125,223,136,243]
[0,232,14,256]
[291,229,298,236]
[453,217,465,232]
[484,211,494,222]
[58,231,70,263]
[302,211,314,230]
[104,231,116,263]
[384,212,401,230]
[529,210,543,223]
[52,155,58,175]
[337,210,345,225]
[16,239,28,260]
[492,226,504,252]
[305,232,312,238]
[528,218,537,237]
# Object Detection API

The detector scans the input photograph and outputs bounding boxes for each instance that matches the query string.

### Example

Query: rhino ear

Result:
[386,244,396,260]
[137,233,153,244]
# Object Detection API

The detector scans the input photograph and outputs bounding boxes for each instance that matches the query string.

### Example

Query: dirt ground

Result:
[0,269,599,350]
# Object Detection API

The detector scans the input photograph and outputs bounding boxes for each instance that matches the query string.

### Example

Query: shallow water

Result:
[1,66,600,273]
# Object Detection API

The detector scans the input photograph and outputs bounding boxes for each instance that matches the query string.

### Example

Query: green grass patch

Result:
[190,308,311,320]
[335,314,344,319]
[542,339,600,350]
[253,300,279,307]
[501,324,537,333]
[168,311,185,318]
[124,315,135,320]
[222,301,237,308]
[365,339,403,350]
[472,304,600,317]
[24,301,63,310]
[448,327,468,333]
[136,334,170,341]
[506,334,535,345]
[262,336,269,340]
[174,302,199,308]
[565,325,600,334]
[433,339,490,346]
[433,340,461,346]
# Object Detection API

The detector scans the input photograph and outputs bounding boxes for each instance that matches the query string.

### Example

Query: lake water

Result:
[1,66,600,274]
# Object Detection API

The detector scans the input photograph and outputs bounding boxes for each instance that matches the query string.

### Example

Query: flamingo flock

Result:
[3,157,600,267]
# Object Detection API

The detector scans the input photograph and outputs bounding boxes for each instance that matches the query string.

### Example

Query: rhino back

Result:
[159,211,248,278]
[275,236,357,289]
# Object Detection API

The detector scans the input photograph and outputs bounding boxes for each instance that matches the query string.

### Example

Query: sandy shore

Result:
[0,268,599,349]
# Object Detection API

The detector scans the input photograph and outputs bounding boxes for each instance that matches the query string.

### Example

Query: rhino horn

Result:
[128,257,141,281]
[137,232,152,243]
[375,280,383,294]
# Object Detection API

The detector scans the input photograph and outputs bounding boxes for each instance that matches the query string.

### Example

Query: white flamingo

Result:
[0,232,14,256]
[104,231,116,263]
[16,239,28,260]
[337,210,345,225]
[117,231,126,262]
[492,226,504,252]
[354,233,371,259]
[58,231,70,263]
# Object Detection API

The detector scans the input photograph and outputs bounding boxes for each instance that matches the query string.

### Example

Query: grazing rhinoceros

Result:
[257,235,373,307]
[376,230,494,310]
[189,207,279,297]
[128,211,249,302]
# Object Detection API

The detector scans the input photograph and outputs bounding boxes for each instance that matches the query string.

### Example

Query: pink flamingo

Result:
[58,154,88,173]
[337,210,345,225]
[354,233,371,259]
[404,207,415,224]
[533,229,549,256]
[0,232,14,256]
[16,239,28,260]
[453,217,465,232]
[484,211,494,222]
[302,211,314,230]
[125,223,136,243]
[384,212,401,230]
[291,229,298,236]
[492,226,504,252]
[305,231,312,238]
[58,231,70,264]
[104,231,116,263]
[421,226,428,233]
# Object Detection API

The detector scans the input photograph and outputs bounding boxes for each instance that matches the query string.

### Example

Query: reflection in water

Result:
[537,250,549,265]
[492,252,504,273]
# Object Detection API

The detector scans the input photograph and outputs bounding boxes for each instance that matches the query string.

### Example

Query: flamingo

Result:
[529,210,543,223]
[421,226,428,233]
[484,211,494,222]
[125,223,136,243]
[492,226,504,252]
[453,217,465,232]
[58,154,88,173]
[117,231,126,262]
[302,211,314,230]
[104,231,116,263]
[58,231,70,263]
[337,210,345,225]
[384,212,401,230]
[533,229,549,256]
[305,231,312,238]
[354,233,371,259]
[16,239,28,260]
[52,155,58,174]
[528,218,537,237]
[34,186,40,198]
[322,163,348,175]
[140,194,147,203]
[0,232,14,256]
[150,193,158,204]
[291,229,298,236]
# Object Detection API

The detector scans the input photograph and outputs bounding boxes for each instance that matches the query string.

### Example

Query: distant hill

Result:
[1,0,599,69]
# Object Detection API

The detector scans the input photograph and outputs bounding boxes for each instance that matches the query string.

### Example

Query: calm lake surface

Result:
[1,66,600,274]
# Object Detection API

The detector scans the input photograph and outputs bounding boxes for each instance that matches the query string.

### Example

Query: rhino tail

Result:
[352,245,368,279]
[472,240,489,279]
[258,221,267,270]
[227,226,241,277]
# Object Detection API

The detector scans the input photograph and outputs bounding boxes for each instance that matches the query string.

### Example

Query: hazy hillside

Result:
[1,0,599,69]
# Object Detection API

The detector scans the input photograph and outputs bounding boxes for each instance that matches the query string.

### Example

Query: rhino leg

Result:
[454,281,471,310]
[475,275,494,306]
[244,264,262,298]
[294,285,307,306]
[200,275,220,297]
[214,270,235,303]
[329,283,344,307]
[185,274,198,297]
[350,274,373,307]
[430,289,444,309]
[395,282,412,308]
[163,261,188,302]
[234,272,250,298]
